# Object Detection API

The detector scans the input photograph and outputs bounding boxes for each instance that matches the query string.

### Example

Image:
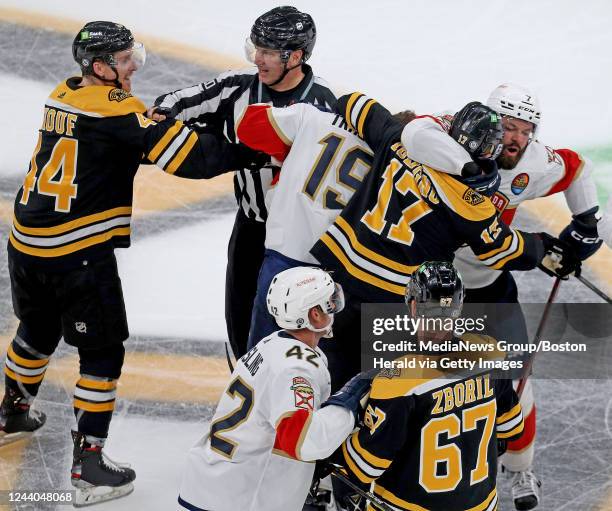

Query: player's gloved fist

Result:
[321,371,374,419]
[146,106,174,121]
[559,209,603,261]
[233,143,271,170]
[538,232,582,279]
[460,159,501,198]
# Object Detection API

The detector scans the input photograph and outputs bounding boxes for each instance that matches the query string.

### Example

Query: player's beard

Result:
[497,143,527,170]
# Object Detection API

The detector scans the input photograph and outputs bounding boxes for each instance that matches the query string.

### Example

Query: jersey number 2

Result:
[209,376,254,459]
[20,135,79,212]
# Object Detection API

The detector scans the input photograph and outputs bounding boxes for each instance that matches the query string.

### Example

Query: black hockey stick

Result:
[331,467,394,511]
[516,277,562,398]
[575,274,612,304]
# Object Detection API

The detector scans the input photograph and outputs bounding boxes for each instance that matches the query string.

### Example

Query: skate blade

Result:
[0,430,33,447]
[73,483,134,508]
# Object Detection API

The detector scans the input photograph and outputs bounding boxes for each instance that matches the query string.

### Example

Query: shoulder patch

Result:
[462,188,485,206]
[108,88,132,102]
[511,173,530,195]
[291,376,315,411]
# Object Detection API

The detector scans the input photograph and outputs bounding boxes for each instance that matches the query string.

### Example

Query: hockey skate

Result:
[510,469,542,510]
[71,431,136,507]
[0,389,46,447]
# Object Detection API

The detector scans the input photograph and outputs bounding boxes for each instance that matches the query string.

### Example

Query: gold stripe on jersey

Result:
[421,167,496,222]
[166,131,198,175]
[344,92,363,132]
[48,80,146,118]
[373,484,497,511]
[496,402,524,439]
[12,206,132,236]
[267,108,293,146]
[477,235,513,260]
[357,99,377,138]
[9,226,130,258]
[320,233,406,296]
[351,434,392,469]
[336,217,418,275]
[488,232,525,270]
[147,121,183,161]
[342,440,375,484]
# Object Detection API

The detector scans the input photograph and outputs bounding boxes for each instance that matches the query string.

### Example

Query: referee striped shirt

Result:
[154,65,337,222]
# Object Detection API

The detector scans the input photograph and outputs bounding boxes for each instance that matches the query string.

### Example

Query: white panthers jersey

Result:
[178,330,353,511]
[402,116,599,288]
[236,103,373,263]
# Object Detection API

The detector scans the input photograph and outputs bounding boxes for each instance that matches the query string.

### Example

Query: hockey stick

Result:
[224,343,235,373]
[516,277,562,398]
[575,274,612,304]
[331,467,394,511]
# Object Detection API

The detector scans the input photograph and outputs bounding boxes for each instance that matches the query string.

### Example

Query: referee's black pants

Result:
[225,209,266,359]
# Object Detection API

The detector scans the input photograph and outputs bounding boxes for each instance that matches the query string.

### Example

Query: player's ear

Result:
[289,49,304,67]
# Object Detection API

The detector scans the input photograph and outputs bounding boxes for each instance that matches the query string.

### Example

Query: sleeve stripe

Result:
[345,435,386,478]
[497,403,522,424]
[497,421,525,439]
[497,411,524,433]
[344,92,364,131]
[156,126,192,169]
[351,433,392,469]
[350,95,371,135]
[165,131,198,175]
[477,234,513,260]
[342,439,376,484]
[489,231,525,270]
[148,121,182,161]
[357,99,377,138]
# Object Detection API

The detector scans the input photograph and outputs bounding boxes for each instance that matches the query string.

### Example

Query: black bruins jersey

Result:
[9,78,241,269]
[339,334,524,511]
[310,93,545,302]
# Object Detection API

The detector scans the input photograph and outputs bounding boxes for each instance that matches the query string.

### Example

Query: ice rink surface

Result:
[0,2,611,509]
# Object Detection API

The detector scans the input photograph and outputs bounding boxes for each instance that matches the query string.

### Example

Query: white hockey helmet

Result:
[486,83,541,130]
[266,267,344,330]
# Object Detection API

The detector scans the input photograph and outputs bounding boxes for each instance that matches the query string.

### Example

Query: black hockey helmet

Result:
[72,21,136,74]
[250,6,316,63]
[405,262,464,319]
[450,102,504,161]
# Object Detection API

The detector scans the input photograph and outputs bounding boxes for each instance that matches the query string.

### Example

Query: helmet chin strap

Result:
[309,314,334,335]
[92,65,123,89]
[267,60,302,87]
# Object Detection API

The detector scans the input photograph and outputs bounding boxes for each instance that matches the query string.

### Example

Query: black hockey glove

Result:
[559,208,603,261]
[321,371,374,419]
[460,159,501,198]
[233,143,271,171]
[146,105,175,120]
[538,232,582,279]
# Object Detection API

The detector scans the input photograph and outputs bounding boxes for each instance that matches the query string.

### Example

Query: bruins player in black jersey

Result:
[0,21,263,507]
[310,95,579,391]
[335,262,524,511]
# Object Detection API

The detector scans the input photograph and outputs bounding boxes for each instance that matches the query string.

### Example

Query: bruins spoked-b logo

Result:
[108,88,132,102]
[462,188,485,206]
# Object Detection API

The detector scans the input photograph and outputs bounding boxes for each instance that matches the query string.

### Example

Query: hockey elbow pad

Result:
[559,208,603,261]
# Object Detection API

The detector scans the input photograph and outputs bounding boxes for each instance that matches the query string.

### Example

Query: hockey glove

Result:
[538,232,582,279]
[460,159,501,197]
[559,208,603,261]
[321,371,374,419]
